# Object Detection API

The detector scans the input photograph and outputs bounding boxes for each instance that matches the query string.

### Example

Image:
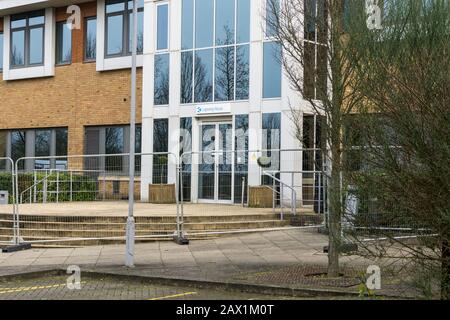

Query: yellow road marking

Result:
[148,291,198,300]
[0,282,86,295]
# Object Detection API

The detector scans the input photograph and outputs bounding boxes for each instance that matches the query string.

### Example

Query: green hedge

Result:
[0,172,97,203]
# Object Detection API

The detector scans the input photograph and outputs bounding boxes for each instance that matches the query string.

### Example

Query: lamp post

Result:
[125,0,138,268]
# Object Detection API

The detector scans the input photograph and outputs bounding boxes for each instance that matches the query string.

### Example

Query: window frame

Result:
[84,16,97,62]
[104,0,144,59]
[55,21,72,66]
[0,32,4,72]
[10,10,45,69]
[180,0,251,105]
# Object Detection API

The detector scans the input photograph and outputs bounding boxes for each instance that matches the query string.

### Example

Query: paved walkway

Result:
[0,229,409,297]
[1,201,314,216]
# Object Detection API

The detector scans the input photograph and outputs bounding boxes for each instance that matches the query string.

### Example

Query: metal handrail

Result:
[20,169,57,204]
[262,170,297,218]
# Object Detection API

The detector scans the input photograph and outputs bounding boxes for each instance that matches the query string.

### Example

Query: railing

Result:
[262,170,297,219]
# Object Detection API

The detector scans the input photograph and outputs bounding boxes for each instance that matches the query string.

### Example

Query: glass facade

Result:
[154,53,170,105]
[262,113,281,185]
[180,0,250,104]
[234,114,248,203]
[180,117,192,201]
[156,4,169,51]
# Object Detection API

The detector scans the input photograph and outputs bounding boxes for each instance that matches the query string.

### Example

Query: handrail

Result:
[262,170,297,217]
[20,169,57,204]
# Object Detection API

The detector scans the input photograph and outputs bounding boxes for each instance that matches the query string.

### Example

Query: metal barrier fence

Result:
[0,157,17,245]
[2,149,329,246]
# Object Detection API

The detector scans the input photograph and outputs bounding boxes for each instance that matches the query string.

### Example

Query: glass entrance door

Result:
[199,122,233,203]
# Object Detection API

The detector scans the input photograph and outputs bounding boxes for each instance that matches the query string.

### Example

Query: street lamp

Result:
[125,0,138,268]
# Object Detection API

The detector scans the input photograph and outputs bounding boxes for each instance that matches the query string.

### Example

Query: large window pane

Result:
[154,53,170,105]
[153,119,169,184]
[106,0,125,13]
[29,27,44,64]
[235,44,249,100]
[56,22,72,64]
[234,114,249,203]
[55,128,68,169]
[11,30,25,66]
[215,0,235,45]
[236,0,250,43]
[85,17,97,61]
[262,113,281,183]
[181,0,194,50]
[11,131,26,170]
[107,15,123,55]
[195,0,213,48]
[35,130,51,169]
[180,51,193,103]
[0,132,7,171]
[263,42,282,98]
[105,127,124,171]
[157,4,169,50]
[194,49,213,103]
[266,0,279,37]
[215,46,235,101]
[180,118,192,201]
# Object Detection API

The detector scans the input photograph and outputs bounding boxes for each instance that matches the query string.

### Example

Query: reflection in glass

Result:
[106,1,125,13]
[35,130,51,169]
[55,128,68,169]
[11,18,26,29]
[194,49,213,103]
[128,10,144,53]
[180,51,193,103]
[215,0,235,45]
[85,18,97,60]
[215,46,235,101]
[0,132,8,171]
[56,23,72,64]
[107,15,123,55]
[154,53,170,105]
[105,127,124,171]
[218,123,232,200]
[199,124,215,200]
[181,0,194,50]
[180,118,192,201]
[157,4,169,50]
[29,27,44,64]
[262,113,281,183]
[236,0,250,43]
[153,119,169,184]
[195,0,213,48]
[234,115,249,203]
[11,131,26,170]
[265,0,279,37]
[11,30,25,66]
[263,42,282,98]
[235,45,249,100]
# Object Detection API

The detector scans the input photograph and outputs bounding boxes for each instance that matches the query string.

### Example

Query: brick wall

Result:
[0,2,143,157]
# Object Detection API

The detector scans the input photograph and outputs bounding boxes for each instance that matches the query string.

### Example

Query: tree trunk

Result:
[441,235,450,300]
[328,144,342,277]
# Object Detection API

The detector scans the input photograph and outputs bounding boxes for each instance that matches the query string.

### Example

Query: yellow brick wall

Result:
[0,62,143,156]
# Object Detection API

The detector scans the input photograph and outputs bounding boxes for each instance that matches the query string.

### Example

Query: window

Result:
[154,53,170,105]
[56,22,72,65]
[234,114,248,203]
[0,33,3,72]
[10,11,45,68]
[262,113,281,184]
[303,0,328,100]
[153,119,169,184]
[0,131,8,171]
[180,117,192,201]
[35,129,51,169]
[263,41,282,98]
[55,128,68,169]
[105,126,124,171]
[156,3,169,51]
[11,131,26,170]
[84,17,97,61]
[105,0,143,58]
[180,0,250,103]
[265,0,280,38]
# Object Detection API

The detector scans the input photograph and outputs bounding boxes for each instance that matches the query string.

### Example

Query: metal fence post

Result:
[70,171,73,202]
[56,171,60,203]
[241,176,245,207]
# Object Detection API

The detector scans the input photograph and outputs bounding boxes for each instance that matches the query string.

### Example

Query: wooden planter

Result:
[248,186,273,208]
[149,184,176,204]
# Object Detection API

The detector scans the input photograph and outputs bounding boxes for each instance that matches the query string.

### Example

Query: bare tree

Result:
[266,0,365,277]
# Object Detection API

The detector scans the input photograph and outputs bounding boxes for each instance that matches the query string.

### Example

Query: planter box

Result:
[248,186,273,208]
[149,184,176,204]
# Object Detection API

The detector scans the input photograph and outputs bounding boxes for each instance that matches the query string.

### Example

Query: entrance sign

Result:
[195,104,231,115]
